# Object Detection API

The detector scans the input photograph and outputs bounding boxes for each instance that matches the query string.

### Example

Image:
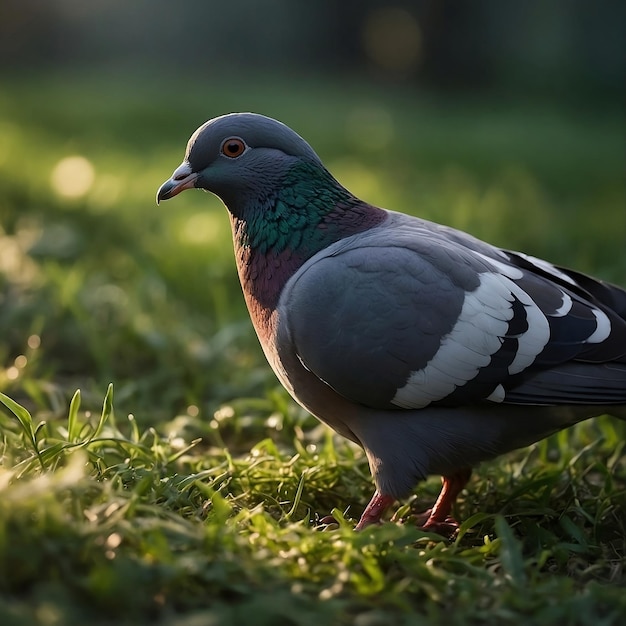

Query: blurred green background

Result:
[1,0,624,417]
[1,3,626,625]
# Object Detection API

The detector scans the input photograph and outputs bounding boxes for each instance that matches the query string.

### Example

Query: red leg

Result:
[421,468,472,534]
[354,491,396,531]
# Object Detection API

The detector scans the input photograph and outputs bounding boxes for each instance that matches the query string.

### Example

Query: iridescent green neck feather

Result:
[235,162,375,255]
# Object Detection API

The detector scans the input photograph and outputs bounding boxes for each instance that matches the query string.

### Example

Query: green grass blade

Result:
[127,413,140,443]
[494,515,526,587]
[37,441,72,467]
[167,438,202,463]
[92,383,114,439]
[0,391,44,469]
[67,389,81,442]
[285,469,307,520]
[455,512,493,543]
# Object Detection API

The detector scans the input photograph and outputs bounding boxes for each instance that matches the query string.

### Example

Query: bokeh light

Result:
[362,7,422,75]
[180,212,223,245]
[50,155,96,198]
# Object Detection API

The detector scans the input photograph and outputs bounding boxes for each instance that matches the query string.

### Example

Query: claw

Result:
[421,516,461,536]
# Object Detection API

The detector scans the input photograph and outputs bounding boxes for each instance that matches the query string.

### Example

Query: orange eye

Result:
[221,137,247,158]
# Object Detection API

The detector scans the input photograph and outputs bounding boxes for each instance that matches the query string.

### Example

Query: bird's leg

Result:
[354,491,396,531]
[420,468,472,534]
[354,469,470,533]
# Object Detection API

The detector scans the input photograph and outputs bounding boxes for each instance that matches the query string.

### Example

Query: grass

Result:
[0,71,625,625]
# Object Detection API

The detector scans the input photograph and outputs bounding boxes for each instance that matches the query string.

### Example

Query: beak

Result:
[156,162,199,204]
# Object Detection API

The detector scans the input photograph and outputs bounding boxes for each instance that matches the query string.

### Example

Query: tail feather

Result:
[505,362,626,408]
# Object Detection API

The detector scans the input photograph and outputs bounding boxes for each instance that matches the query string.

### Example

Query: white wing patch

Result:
[586,308,611,343]
[504,276,550,374]
[487,384,506,402]
[392,272,549,409]
[553,292,573,317]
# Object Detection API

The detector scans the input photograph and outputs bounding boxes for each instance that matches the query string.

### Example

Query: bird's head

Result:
[157,112,323,213]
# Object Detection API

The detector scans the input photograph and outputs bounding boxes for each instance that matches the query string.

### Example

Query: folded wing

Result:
[280,214,626,410]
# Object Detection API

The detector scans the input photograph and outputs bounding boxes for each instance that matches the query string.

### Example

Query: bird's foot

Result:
[420,514,460,536]
[354,491,395,531]
[391,507,460,536]
[391,468,471,537]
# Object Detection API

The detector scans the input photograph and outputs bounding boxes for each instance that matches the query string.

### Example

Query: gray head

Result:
[157,113,323,212]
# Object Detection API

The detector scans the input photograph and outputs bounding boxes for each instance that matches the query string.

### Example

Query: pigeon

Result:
[157,112,626,534]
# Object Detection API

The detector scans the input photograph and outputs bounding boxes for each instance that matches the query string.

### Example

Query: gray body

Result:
[274,211,626,498]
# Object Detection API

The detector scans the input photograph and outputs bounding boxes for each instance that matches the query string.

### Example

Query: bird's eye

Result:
[220,137,247,158]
